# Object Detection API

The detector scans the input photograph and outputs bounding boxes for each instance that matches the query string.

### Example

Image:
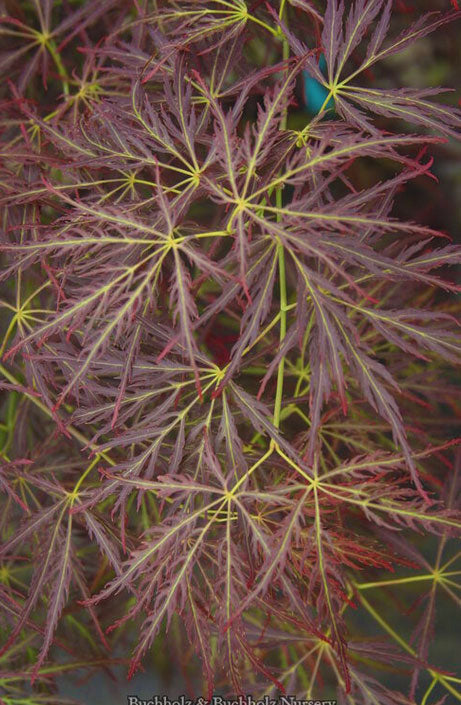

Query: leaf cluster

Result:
[1,0,461,701]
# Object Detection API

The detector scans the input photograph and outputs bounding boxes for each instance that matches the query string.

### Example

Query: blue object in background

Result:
[302,54,335,116]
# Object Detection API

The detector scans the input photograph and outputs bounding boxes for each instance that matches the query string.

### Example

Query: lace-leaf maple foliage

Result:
[1,0,461,701]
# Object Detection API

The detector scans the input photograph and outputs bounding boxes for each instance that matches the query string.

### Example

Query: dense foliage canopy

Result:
[1,0,460,701]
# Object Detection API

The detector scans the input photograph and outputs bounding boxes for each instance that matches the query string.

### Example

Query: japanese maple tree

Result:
[1,0,461,702]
